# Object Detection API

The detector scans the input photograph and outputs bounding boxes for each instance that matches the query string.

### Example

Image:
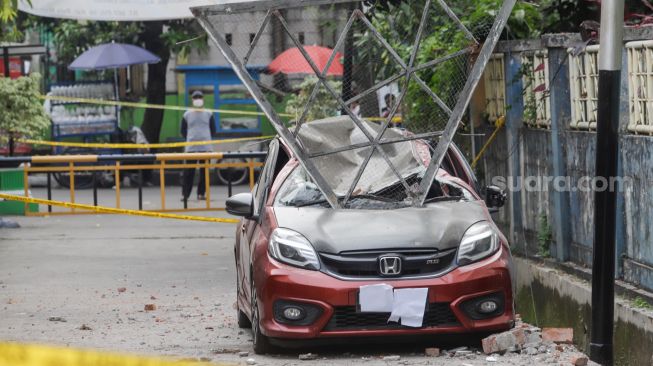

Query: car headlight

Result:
[457,221,499,265]
[268,228,320,270]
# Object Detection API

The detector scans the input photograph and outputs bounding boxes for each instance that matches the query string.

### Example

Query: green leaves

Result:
[0,0,18,23]
[357,0,545,128]
[0,73,50,144]
[33,18,207,64]
[0,0,21,42]
[285,77,342,122]
[44,20,142,64]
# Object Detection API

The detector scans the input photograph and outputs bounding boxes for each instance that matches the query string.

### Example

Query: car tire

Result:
[237,309,251,329]
[250,278,273,355]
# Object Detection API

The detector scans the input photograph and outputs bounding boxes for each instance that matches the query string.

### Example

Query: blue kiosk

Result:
[176,65,266,136]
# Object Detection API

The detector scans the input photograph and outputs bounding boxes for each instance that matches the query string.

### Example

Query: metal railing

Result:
[1,152,266,216]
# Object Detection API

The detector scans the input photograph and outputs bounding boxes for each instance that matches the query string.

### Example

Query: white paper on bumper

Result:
[388,288,429,327]
[359,284,429,327]
[359,283,394,313]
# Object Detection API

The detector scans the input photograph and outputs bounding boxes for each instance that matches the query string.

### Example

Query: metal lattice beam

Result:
[195,12,342,208]
[416,0,517,205]
[192,0,516,208]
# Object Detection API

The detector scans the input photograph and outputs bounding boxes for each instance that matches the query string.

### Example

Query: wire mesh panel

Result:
[193,0,515,208]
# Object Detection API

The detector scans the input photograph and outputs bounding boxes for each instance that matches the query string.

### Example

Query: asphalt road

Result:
[1,188,592,365]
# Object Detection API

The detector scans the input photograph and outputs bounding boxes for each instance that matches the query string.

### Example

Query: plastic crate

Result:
[0,200,38,215]
[0,168,24,191]
[0,189,38,216]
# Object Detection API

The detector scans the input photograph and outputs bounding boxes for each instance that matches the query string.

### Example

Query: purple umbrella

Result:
[69,43,160,70]
[68,43,160,127]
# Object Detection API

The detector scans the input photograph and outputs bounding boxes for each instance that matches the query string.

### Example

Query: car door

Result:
[239,140,279,306]
[446,144,480,192]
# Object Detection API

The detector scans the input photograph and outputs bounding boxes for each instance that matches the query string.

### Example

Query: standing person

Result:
[181,90,216,201]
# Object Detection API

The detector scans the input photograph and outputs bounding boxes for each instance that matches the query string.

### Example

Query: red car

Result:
[226,118,513,354]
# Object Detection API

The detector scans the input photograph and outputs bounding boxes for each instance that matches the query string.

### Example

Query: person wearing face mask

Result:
[180,90,216,201]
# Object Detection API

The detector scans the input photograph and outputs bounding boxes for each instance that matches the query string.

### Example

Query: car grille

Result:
[319,248,457,279]
[324,303,459,331]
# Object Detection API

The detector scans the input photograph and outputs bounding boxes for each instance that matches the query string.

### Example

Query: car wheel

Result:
[250,278,272,354]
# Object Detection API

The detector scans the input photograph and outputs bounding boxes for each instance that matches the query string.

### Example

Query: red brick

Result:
[570,355,588,366]
[482,335,498,354]
[482,328,526,354]
[144,304,157,311]
[512,328,526,345]
[424,348,440,357]
[542,328,573,344]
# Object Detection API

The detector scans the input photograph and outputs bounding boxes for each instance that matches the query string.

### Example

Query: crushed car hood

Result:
[273,201,487,254]
[295,116,426,196]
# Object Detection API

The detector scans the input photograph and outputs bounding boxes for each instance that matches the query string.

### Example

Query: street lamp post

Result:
[590,1,624,365]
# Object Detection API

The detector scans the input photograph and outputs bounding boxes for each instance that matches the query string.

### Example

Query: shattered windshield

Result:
[274,165,474,209]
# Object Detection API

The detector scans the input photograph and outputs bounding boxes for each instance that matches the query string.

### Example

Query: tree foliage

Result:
[29,18,205,66]
[0,0,26,42]
[359,0,544,130]
[0,73,50,144]
[286,76,342,122]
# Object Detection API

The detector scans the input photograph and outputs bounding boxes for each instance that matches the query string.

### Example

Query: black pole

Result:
[8,135,14,157]
[138,169,143,210]
[590,1,623,365]
[47,172,52,213]
[93,173,98,207]
[3,47,9,77]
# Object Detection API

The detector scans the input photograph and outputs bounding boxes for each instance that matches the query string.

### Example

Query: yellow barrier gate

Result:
[1,151,265,220]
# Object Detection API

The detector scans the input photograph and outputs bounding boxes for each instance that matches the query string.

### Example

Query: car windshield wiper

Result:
[292,198,329,207]
[291,194,396,208]
[348,194,397,203]
[424,195,464,204]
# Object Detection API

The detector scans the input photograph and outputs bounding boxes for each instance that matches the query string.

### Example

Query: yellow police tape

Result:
[18,135,275,149]
[0,342,219,366]
[471,116,506,169]
[40,95,402,123]
[41,94,295,118]
[0,193,239,224]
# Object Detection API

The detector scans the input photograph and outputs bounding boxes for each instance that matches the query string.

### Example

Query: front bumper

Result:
[254,245,514,339]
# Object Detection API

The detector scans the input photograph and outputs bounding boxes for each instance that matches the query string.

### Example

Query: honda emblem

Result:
[379,256,402,276]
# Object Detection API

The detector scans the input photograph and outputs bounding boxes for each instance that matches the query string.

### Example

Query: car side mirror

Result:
[226,193,255,218]
[484,185,506,212]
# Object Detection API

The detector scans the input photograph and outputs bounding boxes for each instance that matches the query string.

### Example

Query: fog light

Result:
[477,300,498,314]
[282,306,305,320]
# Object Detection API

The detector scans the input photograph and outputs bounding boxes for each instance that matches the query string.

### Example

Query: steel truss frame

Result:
[192,0,516,208]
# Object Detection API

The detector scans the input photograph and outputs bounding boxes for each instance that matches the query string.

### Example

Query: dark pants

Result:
[182,160,206,199]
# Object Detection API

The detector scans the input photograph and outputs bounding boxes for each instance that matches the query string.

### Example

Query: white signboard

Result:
[18,0,226,21]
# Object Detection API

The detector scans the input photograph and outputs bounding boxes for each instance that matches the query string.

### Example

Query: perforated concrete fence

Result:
[521,50,551,129]
[627,40,653,135]
[483,53,506,123]
[568,45,599,131]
